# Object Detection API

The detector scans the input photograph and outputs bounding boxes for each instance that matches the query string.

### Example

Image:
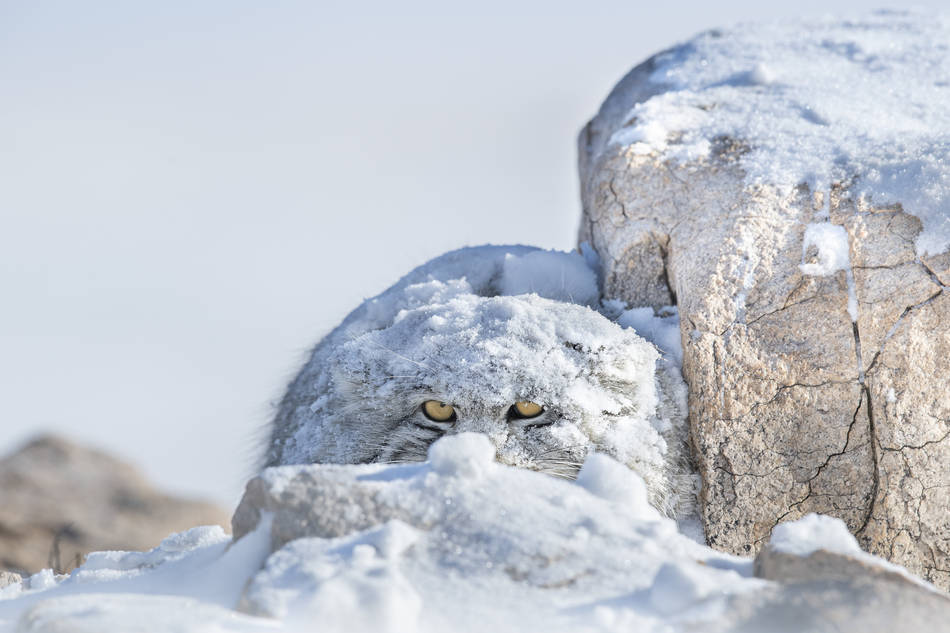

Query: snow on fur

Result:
[264,245,689,517]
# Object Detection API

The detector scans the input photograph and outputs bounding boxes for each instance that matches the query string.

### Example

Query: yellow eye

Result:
[512,400,544,419]
[422,400,456,422]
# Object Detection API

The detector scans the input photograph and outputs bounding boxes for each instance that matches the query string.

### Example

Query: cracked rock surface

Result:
[578,30,950,588]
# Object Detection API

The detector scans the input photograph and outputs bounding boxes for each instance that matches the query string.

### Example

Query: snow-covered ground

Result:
[2,433,923,633]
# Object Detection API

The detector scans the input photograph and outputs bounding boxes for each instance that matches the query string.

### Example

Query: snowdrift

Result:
[3,434,948,632]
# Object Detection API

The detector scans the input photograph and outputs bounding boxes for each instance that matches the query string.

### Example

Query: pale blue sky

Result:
[1,1,936,505]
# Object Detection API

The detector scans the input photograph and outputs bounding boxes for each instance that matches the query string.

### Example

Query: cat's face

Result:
[282,291,668,489]
[368,395,594,479]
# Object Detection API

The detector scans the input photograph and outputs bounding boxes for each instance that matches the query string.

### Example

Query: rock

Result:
[231,463,415,552]
[729,568,950,633]
[577,12,950,586]
[740,525,950,633]
[0,570,21,590]
[0,435,230,575]
[756,546,930,589]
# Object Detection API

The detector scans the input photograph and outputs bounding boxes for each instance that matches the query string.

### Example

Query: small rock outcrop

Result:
[578,11,950,587]
[0,570,21,590]
[0,435,230,575]
[744,515,950,632]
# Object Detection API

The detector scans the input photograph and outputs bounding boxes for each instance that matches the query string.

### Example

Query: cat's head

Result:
[265,246,688,516]
[277,287,675,509]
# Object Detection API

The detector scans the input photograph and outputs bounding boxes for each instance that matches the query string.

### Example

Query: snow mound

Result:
[4,436,944,633]
[241,524,423,631]
[609,9,950,256]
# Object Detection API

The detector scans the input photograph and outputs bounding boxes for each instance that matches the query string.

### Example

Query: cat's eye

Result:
[511,400,544,419]
[422,400,456,422]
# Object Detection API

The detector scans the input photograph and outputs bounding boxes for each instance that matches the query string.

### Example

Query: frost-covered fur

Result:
[265,245,692,517]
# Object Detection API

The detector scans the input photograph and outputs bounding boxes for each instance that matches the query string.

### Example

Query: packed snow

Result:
[2,433,921,633]
[609,9,950,257]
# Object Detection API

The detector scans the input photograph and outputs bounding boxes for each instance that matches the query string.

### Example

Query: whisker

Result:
[538,461,584,469]
[535,443,589,458]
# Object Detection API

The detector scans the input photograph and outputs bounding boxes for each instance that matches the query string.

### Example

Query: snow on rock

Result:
[79,525,232,573]
[768,513,861,558]
[799,223,851,278]
[607,10,950,257]
[608,303,683,366]
[578,9,950,587]
[3,437,950,632]
[760,513,941,593]
[799,222,859,320]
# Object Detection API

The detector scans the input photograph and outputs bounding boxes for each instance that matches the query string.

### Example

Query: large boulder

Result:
[578,11,950,587]
[0,435,230,575]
